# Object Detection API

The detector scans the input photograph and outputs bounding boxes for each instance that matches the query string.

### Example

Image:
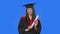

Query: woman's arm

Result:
[18,17,26,34]
[34,20,42,34]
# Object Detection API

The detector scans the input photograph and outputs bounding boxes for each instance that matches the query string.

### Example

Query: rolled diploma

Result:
[31,15,39,28]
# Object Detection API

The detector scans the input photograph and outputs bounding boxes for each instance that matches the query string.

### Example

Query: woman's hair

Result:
[26,7,36,23]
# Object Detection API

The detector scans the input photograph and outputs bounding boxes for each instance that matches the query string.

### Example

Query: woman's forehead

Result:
[27,8,32,9]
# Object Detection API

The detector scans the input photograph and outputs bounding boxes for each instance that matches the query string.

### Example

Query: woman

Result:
[18,3,41,34]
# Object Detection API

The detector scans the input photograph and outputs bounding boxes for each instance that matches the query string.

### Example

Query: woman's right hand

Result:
[25,25,32,32]
[28,25,32,29]
[25,29,29,31]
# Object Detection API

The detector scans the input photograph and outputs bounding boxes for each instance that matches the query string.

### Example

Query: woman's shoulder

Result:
[21,16,26,20]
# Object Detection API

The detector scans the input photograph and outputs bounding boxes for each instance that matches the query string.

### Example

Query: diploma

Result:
[31,15,39,28]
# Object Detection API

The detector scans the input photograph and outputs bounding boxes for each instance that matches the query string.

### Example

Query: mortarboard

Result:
[24,3,35,8]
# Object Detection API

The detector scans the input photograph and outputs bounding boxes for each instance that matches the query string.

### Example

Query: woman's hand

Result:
[34,20,38,27]
[28,25,32,29]
[25,29,29,31]
[34,20,38,31]
[25,20,38,32]
[25,25,32,32]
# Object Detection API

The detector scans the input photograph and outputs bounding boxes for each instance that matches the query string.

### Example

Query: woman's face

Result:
[27,8,33,15]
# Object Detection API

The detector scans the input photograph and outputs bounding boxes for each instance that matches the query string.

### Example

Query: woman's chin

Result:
[29,13,32,15]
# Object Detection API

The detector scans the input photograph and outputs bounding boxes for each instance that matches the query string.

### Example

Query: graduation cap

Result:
[24,3,36,8]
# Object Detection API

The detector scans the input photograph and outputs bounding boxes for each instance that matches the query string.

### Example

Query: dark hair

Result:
[26,7,36,23]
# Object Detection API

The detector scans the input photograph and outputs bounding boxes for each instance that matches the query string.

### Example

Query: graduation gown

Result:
[18,16,41,34]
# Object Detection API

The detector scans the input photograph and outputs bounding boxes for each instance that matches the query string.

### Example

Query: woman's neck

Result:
[28,15,32,20]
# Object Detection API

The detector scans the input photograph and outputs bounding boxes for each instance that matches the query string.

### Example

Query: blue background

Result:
[0,0,60,34]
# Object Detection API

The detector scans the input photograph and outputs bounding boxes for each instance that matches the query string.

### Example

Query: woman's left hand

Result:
[34,20,38,26]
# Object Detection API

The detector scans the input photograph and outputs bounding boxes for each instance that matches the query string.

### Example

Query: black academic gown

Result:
[18,16,41,34]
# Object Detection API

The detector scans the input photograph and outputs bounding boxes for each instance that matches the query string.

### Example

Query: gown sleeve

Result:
[34,20,42,34]
[18,17,27,34]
